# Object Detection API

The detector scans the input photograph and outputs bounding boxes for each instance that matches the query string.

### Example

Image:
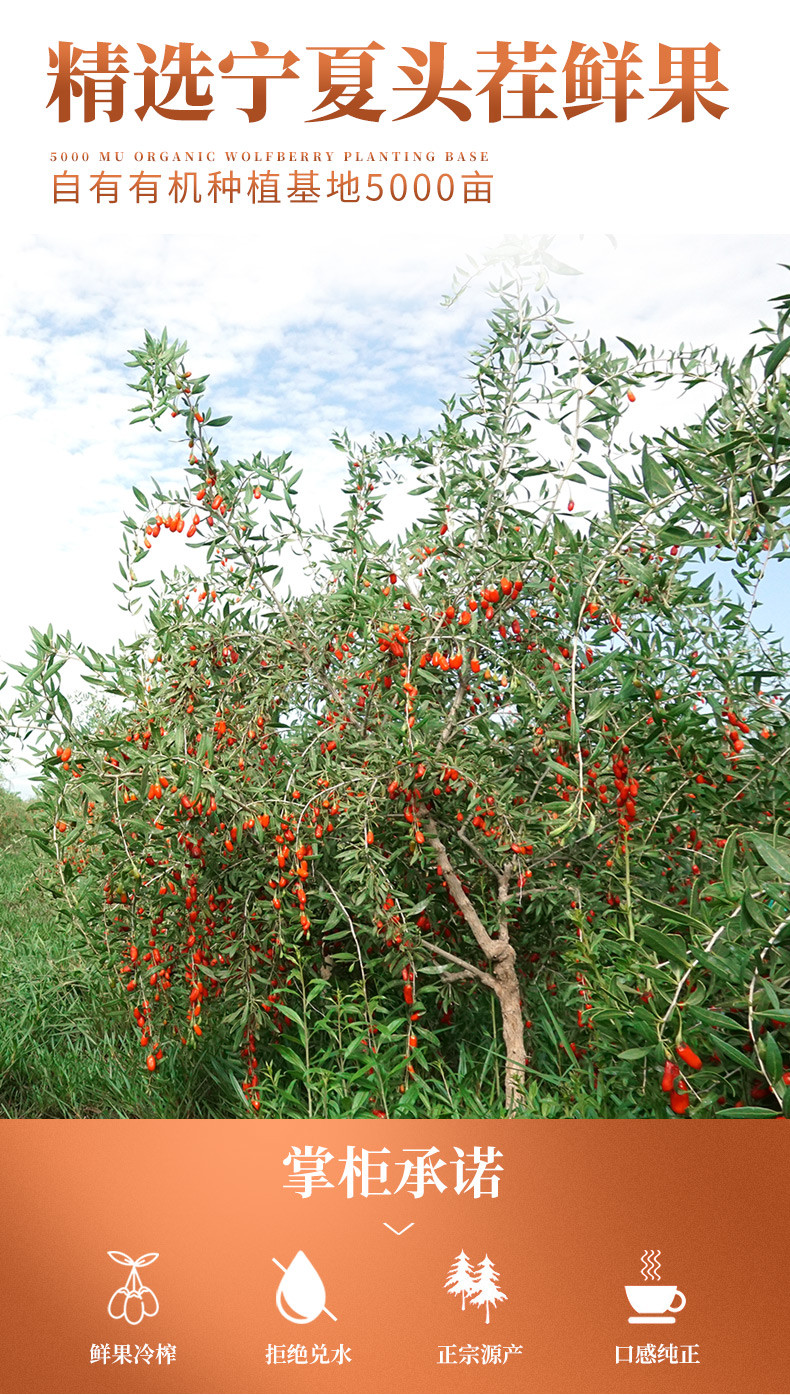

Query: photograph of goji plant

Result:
[1,236,789,1119]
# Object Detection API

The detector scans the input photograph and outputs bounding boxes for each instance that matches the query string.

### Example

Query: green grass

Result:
[0,790,242,1118]
[0,818,526,1120]
[0,824,515,1119]
[0,790,620,1120]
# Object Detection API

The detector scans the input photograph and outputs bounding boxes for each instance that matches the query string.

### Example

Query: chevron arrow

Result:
[383,1223,414,1236]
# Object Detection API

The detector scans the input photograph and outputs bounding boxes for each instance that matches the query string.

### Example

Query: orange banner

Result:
[0,1120,787,1393]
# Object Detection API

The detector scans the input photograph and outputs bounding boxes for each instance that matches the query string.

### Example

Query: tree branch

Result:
[438,658,470,747]
[422,812,500,959]
[457,827,503,880]
[497,858,515,941]
[428,943,498,992]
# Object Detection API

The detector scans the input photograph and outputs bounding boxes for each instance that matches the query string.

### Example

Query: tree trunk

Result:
[493,945,526,1115]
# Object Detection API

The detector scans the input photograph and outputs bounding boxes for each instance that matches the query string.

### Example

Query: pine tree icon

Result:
[444,1250,477,1310]
[470,1254,507,1324]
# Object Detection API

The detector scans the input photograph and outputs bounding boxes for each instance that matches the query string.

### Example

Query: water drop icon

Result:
[272,1251,336,1324]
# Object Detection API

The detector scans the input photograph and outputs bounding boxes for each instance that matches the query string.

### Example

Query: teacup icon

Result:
[625,1284,686,1324]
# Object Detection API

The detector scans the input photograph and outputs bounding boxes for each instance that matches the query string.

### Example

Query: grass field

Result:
[0,790,639,1121]
[0,789,245,1118]
[0,790,533,1119]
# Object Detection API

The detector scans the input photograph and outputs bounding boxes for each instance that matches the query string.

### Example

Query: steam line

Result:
[640,1250,661,1282]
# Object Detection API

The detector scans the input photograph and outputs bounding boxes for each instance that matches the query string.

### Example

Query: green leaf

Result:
[537,991,576,1068]
[617,337,640,359]
[748,833,790,882]
[279,1006,306,1035]
[759,1032,783,1084]
[641,447,673,499]
[637,896,713,940]
[764,337,790,377]
[659,525,699,547]
[741,893,769,928]
[721,831,738,899]
[714,1037,757,1072]
[693,949,740,984]
[716,1107,777,1119]
[578,459,607,479]
[56,692,73,724]
[637,924,690,966]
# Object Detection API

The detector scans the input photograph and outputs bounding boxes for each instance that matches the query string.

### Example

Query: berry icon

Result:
[107,1251,160,1325]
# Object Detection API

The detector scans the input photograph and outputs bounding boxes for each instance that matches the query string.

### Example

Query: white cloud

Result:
[2,231,789,794]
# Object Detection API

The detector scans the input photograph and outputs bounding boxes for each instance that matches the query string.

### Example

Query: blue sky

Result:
[1,232,789,791]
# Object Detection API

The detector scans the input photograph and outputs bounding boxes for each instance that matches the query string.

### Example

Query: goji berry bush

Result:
[9,280,790,1118]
